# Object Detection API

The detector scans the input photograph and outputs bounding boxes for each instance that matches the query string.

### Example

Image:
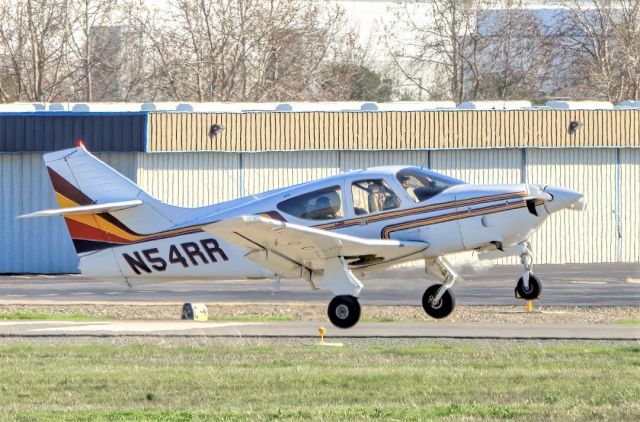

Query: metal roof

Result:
[0,112,147,152]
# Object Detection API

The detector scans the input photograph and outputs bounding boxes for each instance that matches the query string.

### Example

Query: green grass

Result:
[0,341,638,421]
[615,319,640,324]
[0,312,105,321]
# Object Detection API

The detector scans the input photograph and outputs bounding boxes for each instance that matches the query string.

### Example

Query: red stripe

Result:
[64,218,131,244]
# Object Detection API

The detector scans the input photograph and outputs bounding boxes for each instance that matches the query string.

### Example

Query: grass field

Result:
[0,339,638,421]
[0,312,105,321]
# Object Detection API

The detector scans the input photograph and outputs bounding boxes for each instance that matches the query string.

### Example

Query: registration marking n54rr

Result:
[122,238,229,275]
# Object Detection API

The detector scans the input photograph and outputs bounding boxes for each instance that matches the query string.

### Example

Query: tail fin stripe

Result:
[73,240,123,254]
[65,218,131,244]
[45,152,211,252]
[63,213,140,242]
[47,167,94,206]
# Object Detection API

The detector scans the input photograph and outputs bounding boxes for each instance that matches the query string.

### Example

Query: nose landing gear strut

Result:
[515,242,542,300]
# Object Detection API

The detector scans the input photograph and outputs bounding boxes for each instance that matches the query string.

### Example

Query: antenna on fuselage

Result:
[420,151,432,170]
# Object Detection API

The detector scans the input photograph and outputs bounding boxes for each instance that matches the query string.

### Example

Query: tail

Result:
[21,144,205,254]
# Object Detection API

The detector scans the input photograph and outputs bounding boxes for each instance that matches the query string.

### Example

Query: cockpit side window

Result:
[277,186,344,220]
[351,179,401,215]
[397,168,464,202]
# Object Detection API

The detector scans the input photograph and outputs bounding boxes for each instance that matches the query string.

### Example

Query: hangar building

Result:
[1,101,638,273]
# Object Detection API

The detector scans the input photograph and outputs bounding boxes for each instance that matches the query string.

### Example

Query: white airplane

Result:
[21,144,586,328]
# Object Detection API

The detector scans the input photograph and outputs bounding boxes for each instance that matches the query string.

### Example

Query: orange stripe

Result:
[65,218,130,243]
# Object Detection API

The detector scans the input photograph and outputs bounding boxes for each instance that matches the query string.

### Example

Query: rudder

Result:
[43,145,205,254]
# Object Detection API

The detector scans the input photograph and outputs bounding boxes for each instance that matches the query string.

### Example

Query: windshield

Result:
[396,167,464,202]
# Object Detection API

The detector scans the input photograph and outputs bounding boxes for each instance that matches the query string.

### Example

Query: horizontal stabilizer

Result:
[18,200,143,219]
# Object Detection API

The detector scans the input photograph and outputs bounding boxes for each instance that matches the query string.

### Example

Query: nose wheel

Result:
[422,284,456,318]
[327,295,361,329]
[515,273,542,300]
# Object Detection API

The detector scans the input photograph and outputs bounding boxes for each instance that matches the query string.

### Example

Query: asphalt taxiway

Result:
[0,320,636,340]
[1,263,638,306]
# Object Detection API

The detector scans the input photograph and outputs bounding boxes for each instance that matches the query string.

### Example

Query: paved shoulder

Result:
[0,320,637,340]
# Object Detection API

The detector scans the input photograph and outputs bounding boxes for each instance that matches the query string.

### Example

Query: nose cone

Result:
[542,185,586,213]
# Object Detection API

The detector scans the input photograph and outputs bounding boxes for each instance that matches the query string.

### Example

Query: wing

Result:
[203,215,429,278]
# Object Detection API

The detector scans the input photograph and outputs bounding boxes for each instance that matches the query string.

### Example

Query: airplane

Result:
[20,143,586,328]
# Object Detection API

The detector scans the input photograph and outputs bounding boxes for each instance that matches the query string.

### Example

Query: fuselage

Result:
[78,166,558,283]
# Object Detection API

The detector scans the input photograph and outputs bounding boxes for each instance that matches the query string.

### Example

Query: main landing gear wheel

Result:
[422,284,456,319]
[327,295,361,329]
[515,273,542,300]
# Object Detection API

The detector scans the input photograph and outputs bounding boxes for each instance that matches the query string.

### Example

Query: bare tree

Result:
[0,0,72,102]
[128,0,364,102]
[385,0,489,101]
[557,0,640,101]
[469,2,558,101]
[65,0,119,101]
[0,0,373,103]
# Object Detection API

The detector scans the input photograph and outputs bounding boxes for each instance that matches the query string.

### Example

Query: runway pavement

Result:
[1,263,638,306]
[0,320,637,340]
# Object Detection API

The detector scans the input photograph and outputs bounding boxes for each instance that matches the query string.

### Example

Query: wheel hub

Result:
[335,304,349,319]
[429,295,442,309]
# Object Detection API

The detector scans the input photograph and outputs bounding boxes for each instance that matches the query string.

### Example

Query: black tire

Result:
[327,295,361,329]
[422,285,456,319]
[515,273,542,300]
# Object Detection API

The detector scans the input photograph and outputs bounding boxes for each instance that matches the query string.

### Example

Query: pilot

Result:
[400,176,419,202]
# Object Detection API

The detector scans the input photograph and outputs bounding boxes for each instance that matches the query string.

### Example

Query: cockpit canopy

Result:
[396,167,464,202]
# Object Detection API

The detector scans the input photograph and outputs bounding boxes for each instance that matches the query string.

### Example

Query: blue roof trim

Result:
[0,114,147,152]
[0,111,148,117]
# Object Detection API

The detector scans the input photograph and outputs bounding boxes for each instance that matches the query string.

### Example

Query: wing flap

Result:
[203,215,428,275]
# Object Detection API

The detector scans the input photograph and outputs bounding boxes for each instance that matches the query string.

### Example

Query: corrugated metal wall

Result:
[148,110,640,152]
[242,152,340,195]
[136,152,241,207]
[0,113,147,152]
[431,149,521,184]
[621,149,640,262]
[527,149,618,264]
[0,153,137,273]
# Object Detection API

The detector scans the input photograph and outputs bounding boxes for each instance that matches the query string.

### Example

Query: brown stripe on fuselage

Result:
[381,198,545,238]
[314,191,529,230]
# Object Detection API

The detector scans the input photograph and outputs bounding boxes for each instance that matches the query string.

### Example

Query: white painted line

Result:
[5,295,25,297]
[570,281,607,285]
[72,292,91,295]
[0,321,70,326]
[29,321,266,333]
[626,278,640,284]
